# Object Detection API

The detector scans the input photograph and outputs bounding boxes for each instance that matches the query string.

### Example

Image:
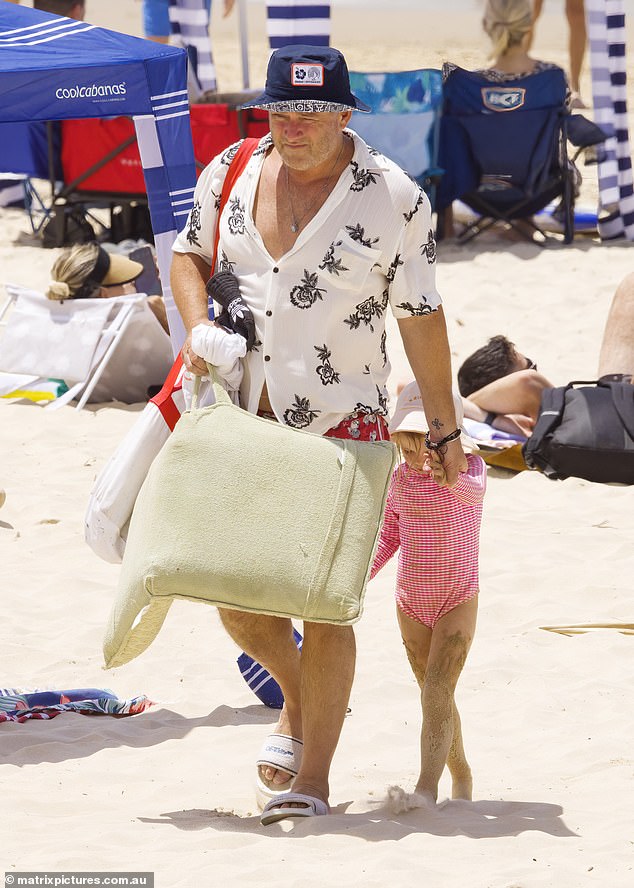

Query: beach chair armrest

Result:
[566,114,609,149]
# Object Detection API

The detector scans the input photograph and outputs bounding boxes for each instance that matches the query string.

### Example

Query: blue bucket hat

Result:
[241,45,371,114]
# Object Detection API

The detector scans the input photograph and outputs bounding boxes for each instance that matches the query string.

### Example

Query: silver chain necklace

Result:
[284,140,345,234]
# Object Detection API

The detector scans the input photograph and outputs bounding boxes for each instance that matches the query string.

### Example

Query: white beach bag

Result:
[84,361,216,563]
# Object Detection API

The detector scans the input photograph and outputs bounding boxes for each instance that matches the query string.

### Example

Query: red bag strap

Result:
[150,353,185,430]
[212,137,260,271]
[151,137,261,430]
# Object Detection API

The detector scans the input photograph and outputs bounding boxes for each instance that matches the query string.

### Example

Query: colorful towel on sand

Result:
[0,688,154,723]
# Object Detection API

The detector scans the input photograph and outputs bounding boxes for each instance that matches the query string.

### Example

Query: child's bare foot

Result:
[387,785,437,814]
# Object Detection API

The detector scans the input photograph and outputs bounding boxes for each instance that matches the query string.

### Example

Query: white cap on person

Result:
[389,381,478,453]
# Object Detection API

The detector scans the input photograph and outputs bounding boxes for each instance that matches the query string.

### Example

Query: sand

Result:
[2,2,634,887]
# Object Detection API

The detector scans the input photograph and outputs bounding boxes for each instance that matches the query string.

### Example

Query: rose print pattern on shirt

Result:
[283,395,321,428]
[227,197,246,236]
[220,142,242,167]
[355,386,389,417]
[319,243,349,277]
[315,344,341,386]
[186,200,202,247]
[421,229,437,264]
[404,190,425,224]
[379,329,387,366]
[349,161,379,192]
[345,223,379,249]
[395,298,434,316]
[217,251,236,274]
[290,270,326,309]
[386,253,403,283]
[354,385,389,419]
[344,288,389,333]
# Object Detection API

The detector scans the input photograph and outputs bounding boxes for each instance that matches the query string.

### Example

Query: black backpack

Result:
[523,379,634,483]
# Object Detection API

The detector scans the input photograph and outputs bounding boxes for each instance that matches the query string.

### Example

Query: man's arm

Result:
[398,307,467,486]
[170,251,214,375]
[462,396,535,439]
[467,369,552,420]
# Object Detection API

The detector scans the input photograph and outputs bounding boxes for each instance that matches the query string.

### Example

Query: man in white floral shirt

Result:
[171,44,467,824]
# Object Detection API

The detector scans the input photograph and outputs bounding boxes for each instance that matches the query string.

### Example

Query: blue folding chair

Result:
[437,65,606,245]
[348,68,444,208]
[0,121,61,233]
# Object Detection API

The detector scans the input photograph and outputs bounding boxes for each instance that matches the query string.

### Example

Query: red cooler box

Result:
[60,103,269,195]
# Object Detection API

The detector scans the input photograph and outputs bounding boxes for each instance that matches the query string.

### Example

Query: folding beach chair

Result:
[0,286,173,409]
[437,65,607,245]
[0,121,60,234]
[348,68,444,207]
[45,107,268,242]
[37,117,152,248]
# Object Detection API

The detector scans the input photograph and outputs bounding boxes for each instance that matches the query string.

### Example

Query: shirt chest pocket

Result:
[317,229,382,291]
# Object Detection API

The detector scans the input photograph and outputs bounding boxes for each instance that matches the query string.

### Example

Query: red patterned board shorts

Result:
[323,410,389,442]
[258,409,389,442]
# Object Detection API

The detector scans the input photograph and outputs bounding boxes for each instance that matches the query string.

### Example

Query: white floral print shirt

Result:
[173,130,441,435]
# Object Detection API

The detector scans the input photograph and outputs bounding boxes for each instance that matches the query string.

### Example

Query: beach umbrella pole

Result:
[238,0,250,89]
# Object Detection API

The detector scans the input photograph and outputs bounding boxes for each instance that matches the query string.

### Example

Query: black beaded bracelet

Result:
[424,427,462,450]
[483,411,497,426]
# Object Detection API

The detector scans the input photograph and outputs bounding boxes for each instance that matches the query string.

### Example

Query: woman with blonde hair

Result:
[482,0,536,70]
[47,242,169,333]
[479,0,571,94]
[439,0,574,237]
[444,0,570,105]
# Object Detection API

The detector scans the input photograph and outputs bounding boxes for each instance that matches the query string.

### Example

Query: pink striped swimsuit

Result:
[371,454,486,629]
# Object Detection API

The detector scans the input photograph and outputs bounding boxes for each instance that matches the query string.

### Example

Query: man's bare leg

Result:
[597,272,634,378]
[218,610,356,806]
[286,622,355,807]
[218,609,302,786]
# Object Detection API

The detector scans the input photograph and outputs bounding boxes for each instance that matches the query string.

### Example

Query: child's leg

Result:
[446,700,473,800]
[398,597,477,803]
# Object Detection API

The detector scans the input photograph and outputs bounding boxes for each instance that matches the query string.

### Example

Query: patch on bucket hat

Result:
[291,62,325,87]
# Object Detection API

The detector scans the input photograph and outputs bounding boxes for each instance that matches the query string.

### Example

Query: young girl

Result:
[371,382,486,809]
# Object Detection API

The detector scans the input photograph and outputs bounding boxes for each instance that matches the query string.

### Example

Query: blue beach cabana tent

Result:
[0,1,197,351]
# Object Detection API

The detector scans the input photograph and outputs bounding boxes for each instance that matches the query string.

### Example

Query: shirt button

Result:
[266,310,272,317]
[264,355,271,362]
[273,266,279,273]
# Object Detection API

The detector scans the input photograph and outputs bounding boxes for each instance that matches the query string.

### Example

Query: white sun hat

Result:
[388,381,478,453]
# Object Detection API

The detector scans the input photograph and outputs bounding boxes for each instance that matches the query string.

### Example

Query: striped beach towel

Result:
[169,0,216,94]
[266,0,331,50]
[237,629,303,709]
[586,0,634,240]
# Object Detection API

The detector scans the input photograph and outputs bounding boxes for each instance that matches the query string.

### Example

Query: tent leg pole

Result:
[238,0,250,90]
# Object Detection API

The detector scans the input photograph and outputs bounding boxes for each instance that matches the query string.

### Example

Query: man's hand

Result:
[181,321,215,376]
[494,413,535,439]
[437,438,468,487]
